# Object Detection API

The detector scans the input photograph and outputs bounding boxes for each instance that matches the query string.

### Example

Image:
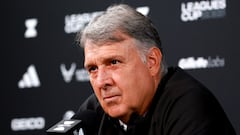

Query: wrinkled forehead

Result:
[85,30,132,47]
[84,34,137,52]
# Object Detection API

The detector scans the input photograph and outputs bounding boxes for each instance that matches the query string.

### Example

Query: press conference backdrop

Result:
[1,0,240,134]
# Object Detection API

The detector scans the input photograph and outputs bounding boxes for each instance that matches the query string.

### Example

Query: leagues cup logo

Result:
[181,0,226,22]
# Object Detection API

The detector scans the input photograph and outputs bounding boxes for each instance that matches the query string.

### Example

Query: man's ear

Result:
[146,47,162,76]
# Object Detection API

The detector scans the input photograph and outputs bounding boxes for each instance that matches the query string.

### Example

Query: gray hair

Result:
[77,4,167,75]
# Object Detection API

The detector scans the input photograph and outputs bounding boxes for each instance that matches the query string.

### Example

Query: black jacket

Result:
[73,67,236,135]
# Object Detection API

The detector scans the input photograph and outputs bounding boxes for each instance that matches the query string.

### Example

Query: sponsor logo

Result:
[52,120,76,131]
[18,65,41,89]
[47,111,81,135]
[64,6,150,34]
[181,0,226,22]
[46,119,81,133]
[136,6,150,16]
[11,117,45,131]
[178,56,225,69]
[60,63,89,83]
[24,18,38,38]
[64,11,103,34]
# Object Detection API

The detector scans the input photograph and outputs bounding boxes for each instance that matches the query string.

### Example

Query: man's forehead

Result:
[84,36,136,52]
[84,41,134,56]
[84,30,133,47]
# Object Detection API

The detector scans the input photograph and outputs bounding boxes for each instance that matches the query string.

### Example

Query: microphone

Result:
[46,110,97,135]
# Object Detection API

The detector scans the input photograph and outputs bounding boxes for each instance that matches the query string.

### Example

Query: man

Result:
[73,4,236,135]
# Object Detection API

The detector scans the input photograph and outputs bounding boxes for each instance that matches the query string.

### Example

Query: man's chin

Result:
[106,107,125,118]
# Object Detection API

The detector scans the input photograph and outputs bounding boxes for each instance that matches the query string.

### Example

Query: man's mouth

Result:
[103,95,120,103]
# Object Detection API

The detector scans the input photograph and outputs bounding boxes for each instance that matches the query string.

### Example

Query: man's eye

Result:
[111,60,119,65]
[88,66,97,73]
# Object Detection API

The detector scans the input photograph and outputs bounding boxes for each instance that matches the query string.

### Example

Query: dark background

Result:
[1,0,240,134]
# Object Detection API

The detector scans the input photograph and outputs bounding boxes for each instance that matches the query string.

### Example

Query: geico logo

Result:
[11,117,45,131]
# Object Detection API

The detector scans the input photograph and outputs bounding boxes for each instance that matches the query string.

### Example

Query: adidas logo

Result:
[18,65,41,89]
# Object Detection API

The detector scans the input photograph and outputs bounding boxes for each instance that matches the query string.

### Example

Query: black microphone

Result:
[46,110,97,135]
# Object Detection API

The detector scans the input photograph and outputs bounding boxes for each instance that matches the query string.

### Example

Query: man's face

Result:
[84,34,157,122]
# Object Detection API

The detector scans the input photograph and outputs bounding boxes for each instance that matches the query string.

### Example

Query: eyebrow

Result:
[84,55,125,69]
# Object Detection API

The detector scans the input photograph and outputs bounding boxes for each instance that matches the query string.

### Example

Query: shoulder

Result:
[158,67,225,119]
[151,67,236,135]
[159,67,216,102]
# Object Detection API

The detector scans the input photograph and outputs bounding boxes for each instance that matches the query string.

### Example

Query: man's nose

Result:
[95,68,112,89]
